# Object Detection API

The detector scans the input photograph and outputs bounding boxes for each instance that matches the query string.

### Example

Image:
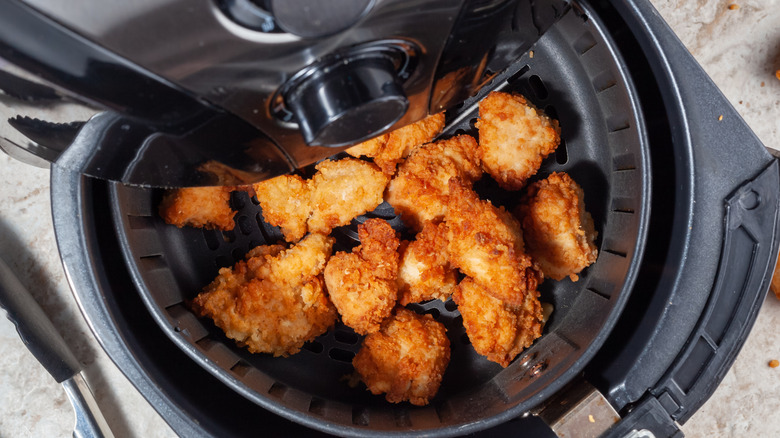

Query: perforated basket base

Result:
[111,3,650,435]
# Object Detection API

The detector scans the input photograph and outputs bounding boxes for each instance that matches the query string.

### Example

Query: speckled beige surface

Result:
[0,1,778,437]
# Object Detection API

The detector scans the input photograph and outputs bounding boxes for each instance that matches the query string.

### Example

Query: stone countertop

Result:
[0,0,778,436]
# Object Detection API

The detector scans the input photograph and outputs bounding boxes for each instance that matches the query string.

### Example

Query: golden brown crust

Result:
[445,178,542,307]
[347,113,446,175]
[323,219,401,335]
[476,91,561,190]
[352,307,450,406]
[252,158,389,242]
[191,233,337,357]
[308,158,390,235]
[516,172,598,281]
[159,186,237,231]
[453,277,542,367]
[253,174,311,243]
[385,135,482,231]
[397,221,457,305]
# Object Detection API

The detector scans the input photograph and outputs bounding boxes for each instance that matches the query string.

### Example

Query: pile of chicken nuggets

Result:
[159,91,598,406]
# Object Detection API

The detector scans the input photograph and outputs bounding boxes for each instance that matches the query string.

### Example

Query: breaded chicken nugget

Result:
[397,221,457,305]
[352,307,450,406]
[324,219,400,335]
[445,178,542,307]
[308,158,390,235]
[516,172,598,281]
[191,233,337,357]
[476,91,561,190]
[386,135,482,231]
[347,113,446,174]
[453,277,542,367]
[159,186,237,231]
[254,174,311,242]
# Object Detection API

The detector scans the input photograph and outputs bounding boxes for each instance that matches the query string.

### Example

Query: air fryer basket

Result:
[110,3,650,436]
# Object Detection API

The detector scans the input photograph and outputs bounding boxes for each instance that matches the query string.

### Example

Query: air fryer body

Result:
[0,0,568,187]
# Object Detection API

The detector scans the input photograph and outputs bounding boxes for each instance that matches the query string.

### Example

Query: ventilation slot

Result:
[586,287,610,301]
[444,299,458,312]
[309,398,326,416]
[528,75,549,100]
[507,65,530,85]
[394,408,412,427]
[606,115,630,132]
[230,360,252,377]
[613,153,636,171]
[302,340,324,354]
[221,229,236,243]
[592,70,617,93]
[603,248,627,258]
[556,138,569,165]
[573,31,597,55]
[127,215,156,230]
[329,348,355,363]
[334,330,360,345]
[236,215,254,236]
[138,254,166,271]
[268,382,287,399]
[611,197,635,214]
[352,407,370,426]
[203,229,221,251]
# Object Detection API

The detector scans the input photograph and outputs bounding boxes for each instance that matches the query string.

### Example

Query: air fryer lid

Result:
[109,2,651,435]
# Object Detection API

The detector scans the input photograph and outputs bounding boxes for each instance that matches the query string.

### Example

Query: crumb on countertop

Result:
[769,359,779,368]
[728,3,739,9]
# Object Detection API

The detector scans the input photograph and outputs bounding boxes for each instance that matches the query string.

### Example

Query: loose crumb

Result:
[761,81,766,87]
[775,70,780,81]
[718,115,724,121]
[769,359,779,368]
[727,3,739,9]
[529,50,535,59]
[589,414,595,423]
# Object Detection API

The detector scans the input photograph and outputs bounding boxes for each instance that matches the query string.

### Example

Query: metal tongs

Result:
[0,257,114,438]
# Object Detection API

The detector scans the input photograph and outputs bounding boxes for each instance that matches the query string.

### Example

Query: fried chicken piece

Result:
[159,186,237,231]
[254,174,311,242]
[476,91,561,190]
[445,178,542,307]
[397,221,457,305]
[516,172,598,281]
[386,135,482,231]
[308,158,390,235]
[347,113,446,174]
[453,277,542,367]
[253,158,389,242]
[352,307,450,406]
[191,233,337,357]
[324,219,400,335]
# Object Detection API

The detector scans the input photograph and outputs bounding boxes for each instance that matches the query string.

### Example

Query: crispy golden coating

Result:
[254,174,311,242]
[253,159,389,242]
[516,172,598,281]
[445,178,542,307]
[476,91,561,190]
[347,113,446,174]
[352,307,450,406]
[397,221,457,305]
[308,158,390,235]
[453,277,542,367]
[159,186,237,231]
[191,233,337,357]
[324,219,401,335]
[386,135,483,231]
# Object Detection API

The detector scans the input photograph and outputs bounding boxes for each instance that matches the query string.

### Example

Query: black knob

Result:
[283,55,408,147]
[267,0,372,38]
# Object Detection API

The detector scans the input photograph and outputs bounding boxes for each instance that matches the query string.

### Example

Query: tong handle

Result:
[0,256,81,382]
